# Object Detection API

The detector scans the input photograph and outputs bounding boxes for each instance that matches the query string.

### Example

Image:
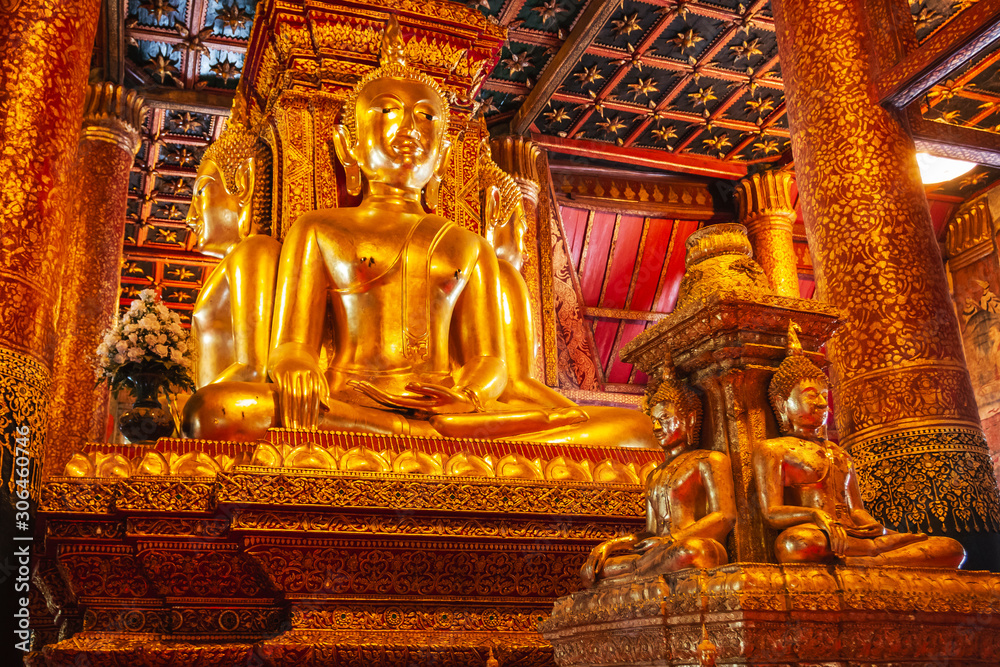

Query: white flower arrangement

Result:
[94,289,196,395]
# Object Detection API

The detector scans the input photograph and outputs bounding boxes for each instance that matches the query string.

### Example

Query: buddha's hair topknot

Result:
[341,15,450,146]
[199,117,257,192]
[768,321,828,432]
[645,353,702,438]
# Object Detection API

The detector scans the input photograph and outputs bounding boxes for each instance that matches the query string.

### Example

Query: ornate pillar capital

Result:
[734,169,799,297]
[79,83,146,156]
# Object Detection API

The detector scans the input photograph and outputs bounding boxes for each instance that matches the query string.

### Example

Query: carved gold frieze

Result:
[541,565,1000,666]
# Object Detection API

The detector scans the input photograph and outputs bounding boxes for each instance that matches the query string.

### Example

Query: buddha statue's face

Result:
[353,78,446,192]
[187,159,242,258]
[649,400,690,451]
[783,378,829,434]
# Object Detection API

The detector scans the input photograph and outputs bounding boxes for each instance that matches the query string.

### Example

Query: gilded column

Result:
[0,0,102,494]
[46,84,145,475]
[734,169,799,298]
[773,0,1000,566]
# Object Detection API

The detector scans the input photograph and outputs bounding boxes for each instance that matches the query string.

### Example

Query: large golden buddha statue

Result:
[178,16,657,447]
[754,322,966,567]
[580,358,736,584]
[181,114,281,440]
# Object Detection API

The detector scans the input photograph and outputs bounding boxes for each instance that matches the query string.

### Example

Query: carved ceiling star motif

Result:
[476,95,499,115]
[959,170,990,189]
[533,0,567,26]
[596,115,628,135]
[745,96,775,116]
[214,2,251,32]
[544,106,571,124]
[174,21,215,57]
[211,58,242,83]
[655,0,690,21]
[169,112,204,134]
[612,43,649,71]
[752,137,780,155]
[586,89,605,115]
[145,53,181,84]
[670,28,703,53]
[913,7,942,31]
[627,77,659,100]
[611,12,643,37]
[502,50,534,74]
[165,146,198,167]
[470,0,491,10]
[926,80,963,103]
[703,134,731,153]
[734,4,760,36]
[730,38,763,62]
[935,108,962,123]
[168,267,196,280]
[688,86,717,107]
[650,124,677,144]
[139,0,179,23]
[574,64,604,86]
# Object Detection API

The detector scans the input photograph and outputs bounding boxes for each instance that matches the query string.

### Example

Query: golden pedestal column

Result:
[45,84,145,477]
[772,0,1000,568]
[734,169,799,298]
[0,0,101,493]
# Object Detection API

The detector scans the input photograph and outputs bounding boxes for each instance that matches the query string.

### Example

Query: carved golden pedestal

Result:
[31,432,659,666]
[540,564,1000,666]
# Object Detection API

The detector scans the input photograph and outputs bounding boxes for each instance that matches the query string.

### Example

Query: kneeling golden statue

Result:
[580,359,736,584]
[754,323,966,568]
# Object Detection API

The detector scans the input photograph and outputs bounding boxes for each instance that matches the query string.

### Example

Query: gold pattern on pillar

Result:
[734,169,799,298]
[0,0,102,493]
[772,0,1000,536]
[46,84,145,477]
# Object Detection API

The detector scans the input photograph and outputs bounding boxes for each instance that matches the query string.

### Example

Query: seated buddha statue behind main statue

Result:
[183,16,657,449]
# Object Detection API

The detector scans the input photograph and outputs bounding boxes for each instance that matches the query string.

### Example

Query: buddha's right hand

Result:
[271,359,328,430]
[813,511,849,556]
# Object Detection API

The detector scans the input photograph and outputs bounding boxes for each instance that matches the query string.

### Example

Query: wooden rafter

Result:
[878,0,1000,107]
[511,0,623,134]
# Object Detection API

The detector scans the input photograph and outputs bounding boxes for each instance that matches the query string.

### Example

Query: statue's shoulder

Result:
[232,233,281,258]
[757,435,799,453]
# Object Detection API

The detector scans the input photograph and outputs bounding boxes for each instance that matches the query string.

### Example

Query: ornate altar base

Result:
[540,564,1000,666]
[29,430,657,667]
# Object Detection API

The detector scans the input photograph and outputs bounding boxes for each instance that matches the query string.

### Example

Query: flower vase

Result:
[118,370,174,444]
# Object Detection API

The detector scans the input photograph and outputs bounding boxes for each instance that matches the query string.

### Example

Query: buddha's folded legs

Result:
[776,524,966,568]
[633,537,729,575]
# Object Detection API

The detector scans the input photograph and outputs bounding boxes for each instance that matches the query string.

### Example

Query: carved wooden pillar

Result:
[773,0,1000,567]
[735,169,799,298]
[46,84,145,476]
[0,0,101,493]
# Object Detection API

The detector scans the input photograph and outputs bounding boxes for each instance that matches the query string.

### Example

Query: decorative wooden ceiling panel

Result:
[920,37,1000,134]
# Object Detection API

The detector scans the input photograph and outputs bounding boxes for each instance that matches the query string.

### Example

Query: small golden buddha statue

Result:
[754,322,966,567]
[181,114,281,441]
[580,359,736,584]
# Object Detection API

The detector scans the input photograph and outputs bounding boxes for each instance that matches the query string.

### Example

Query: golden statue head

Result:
[645,352,702,451]
[187,114,271,255]
[333,15,452,208]
[769,321,830,436]
[480,147,527,269]
[697,625,718,667]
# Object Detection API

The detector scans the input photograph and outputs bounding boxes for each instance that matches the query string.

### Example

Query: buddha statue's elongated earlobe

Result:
[422,140,451,211]
[234,157,256,239]
[332,124,362,196]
